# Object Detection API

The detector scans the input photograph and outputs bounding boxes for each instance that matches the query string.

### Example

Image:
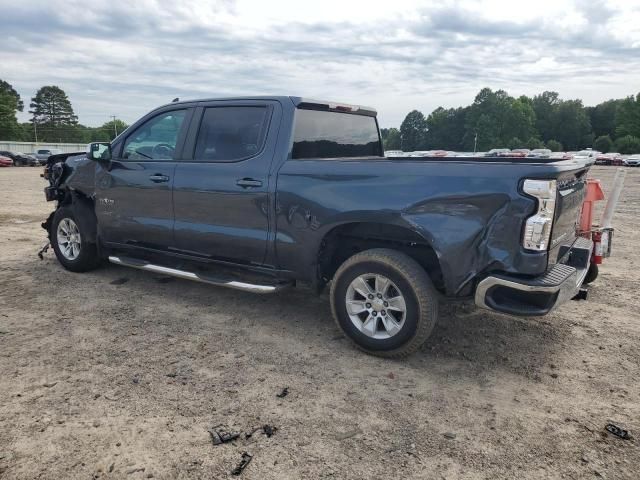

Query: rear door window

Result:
[292,109,382,159]
[193,106,269,162]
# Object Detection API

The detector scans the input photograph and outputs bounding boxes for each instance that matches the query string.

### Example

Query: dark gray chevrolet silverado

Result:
[42,96,596,357]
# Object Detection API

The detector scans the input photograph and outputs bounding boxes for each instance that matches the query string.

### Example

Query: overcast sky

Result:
[2,0,639,128]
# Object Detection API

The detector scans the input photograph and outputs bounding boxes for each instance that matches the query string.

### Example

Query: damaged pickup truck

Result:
[42,96,604,357]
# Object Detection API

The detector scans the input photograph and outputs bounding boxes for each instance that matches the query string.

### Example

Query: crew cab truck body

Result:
[43,96,599,357]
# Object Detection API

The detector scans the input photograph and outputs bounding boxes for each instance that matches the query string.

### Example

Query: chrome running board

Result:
[108,256,287,294]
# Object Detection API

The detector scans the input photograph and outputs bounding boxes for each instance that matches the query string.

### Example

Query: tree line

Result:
[382,88,640,154]
[0,79,128,143]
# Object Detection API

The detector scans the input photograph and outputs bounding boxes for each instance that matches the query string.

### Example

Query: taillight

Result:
[522,179,557,251]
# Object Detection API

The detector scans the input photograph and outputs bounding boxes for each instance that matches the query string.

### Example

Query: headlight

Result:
[522,179,557,251]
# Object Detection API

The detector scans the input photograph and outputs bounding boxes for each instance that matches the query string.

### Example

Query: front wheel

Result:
[330,248,439,358]
[50,206,101,272]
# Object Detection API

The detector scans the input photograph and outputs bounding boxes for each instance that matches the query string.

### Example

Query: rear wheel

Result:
[330,248,439,358]
[582,263,599,285]
[51,206,101,272]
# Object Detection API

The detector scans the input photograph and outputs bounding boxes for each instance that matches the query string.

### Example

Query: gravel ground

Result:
[0,165,638,479]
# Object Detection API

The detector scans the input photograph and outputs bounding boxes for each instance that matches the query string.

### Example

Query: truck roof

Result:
[161,96,378,116]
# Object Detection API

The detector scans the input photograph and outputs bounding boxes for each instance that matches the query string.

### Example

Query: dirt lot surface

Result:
[0,165,638,479]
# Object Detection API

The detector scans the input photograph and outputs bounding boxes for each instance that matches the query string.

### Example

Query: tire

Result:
[582,263,599,285]
[13,159,22,167]
[50,206,101,272]
[330,248,439,358]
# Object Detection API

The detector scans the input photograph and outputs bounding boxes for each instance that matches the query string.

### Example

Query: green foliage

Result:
[588,99,622,138]
[100,119,130,141]
[506,137,524,150]
[526,137,545,149]
[0,79,23,139]
[545,139,563,152]
[593,135,613,153]
[0,80,23,111]
[425,106,467,150]
[532,91,560,142]
[616,93,640,138]
[552,99,592,150]
[380,127,401,150]
[463,88,535,151]
[400,110,428,151]
[614,135,640,154]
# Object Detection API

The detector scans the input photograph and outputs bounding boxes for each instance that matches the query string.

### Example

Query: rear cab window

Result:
[292,109,382,159]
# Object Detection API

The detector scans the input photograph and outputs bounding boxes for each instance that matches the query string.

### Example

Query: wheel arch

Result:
[316,221,445,294]
[47,189,98,244]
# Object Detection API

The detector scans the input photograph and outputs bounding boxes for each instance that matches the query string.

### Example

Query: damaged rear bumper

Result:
[474,237,593,316]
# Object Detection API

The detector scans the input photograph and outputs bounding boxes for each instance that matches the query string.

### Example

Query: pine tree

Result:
[29,86,78,142]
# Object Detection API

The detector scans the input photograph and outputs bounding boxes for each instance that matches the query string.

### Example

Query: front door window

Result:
[122,110,186,160]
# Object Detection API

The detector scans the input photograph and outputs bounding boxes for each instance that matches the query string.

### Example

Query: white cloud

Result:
[1,0,638,128]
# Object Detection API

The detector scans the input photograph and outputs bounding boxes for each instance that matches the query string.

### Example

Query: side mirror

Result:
[87,142,112,161]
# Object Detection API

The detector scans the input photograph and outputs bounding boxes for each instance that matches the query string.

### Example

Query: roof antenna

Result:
[172,97,179,103]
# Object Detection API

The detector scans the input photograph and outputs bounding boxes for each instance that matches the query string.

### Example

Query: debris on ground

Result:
[276,387,289,398]
[443,432,456,440]
[335,428,361,441]
[125,466,145,474]
[262,424,277,437]
[208,425,240,445]
[387,372,395,380]
[605,423,632,440]
[42,382,57,388]
[110,277,130,285]
[246,424,278,439]
[37,242,50,260]
[231,452,252,476]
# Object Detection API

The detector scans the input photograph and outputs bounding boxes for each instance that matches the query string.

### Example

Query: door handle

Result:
[149,174,170,183]
[236,178,263,188]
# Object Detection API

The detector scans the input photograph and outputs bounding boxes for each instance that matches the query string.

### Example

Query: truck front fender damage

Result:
[42,152,98,245]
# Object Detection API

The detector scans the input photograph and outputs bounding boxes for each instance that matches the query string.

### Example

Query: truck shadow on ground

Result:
[22,259,568,383]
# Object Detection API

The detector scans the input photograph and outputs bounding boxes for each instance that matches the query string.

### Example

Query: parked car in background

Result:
[549,152,574,160]
[384,150,404,157]
[498,149,529,158]
[0,150,38,166]
[624,155,640,167]
[0,155,14,167]
[34,148,63,165]
[528,149,552,158]
[607,153,623,166]
[486,148,510,156]
[595,153,623,166]
[575,149,601,162]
